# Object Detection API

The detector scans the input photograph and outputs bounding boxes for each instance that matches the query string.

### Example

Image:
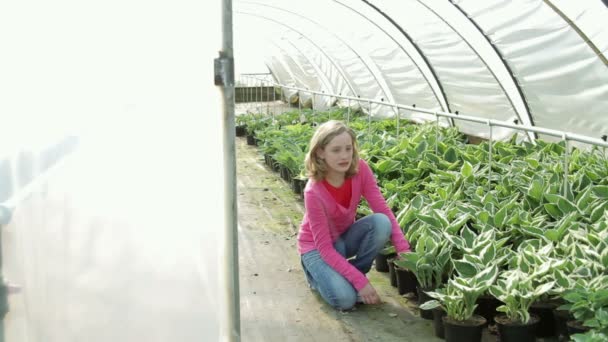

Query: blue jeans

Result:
[300,213,392,310]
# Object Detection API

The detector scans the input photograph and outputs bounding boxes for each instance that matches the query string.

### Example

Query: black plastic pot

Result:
[443,315,486,342]
[495,313,539,342]
[279,165,291,182]
[566,320,590,337]
[246,134,256,145]
[387,257,397,287]
[417,286,434,320]
[374,252,395,273]
[433,308,447,339]
[553,309,571,340]
[395,266,417,295]
[530,301,558,338]
[474,294,500,327]
[235,125,247,137]
[271,157,280,172]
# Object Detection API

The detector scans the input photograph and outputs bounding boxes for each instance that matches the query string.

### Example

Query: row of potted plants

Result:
[237,107,608,341]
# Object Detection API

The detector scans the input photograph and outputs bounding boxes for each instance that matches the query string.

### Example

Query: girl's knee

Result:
[330,290,357,310]
[371,213,391,240]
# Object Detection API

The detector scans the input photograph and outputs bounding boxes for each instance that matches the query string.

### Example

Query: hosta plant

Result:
[394,228,451,289]
[421,265,498,321]
[489,269,554,323]
[558,275,608,335]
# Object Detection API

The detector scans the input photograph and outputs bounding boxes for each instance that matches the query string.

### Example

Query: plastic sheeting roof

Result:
[235,0,608,144]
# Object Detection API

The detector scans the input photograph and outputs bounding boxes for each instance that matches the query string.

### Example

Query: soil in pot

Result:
[442,315,486,342]
[433,308,447,339]
[374,252,394,273]
[387,257,397,287]
[246,134,256,145]
[530,301,558,338]
[394,265,417,295]
[417,286,435,320]
[495,313,540,342]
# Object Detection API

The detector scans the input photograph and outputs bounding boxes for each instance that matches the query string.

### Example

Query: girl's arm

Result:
[359,160,411,253]
[305,191,370,291]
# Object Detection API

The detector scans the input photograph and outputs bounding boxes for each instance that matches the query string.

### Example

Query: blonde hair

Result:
[305,120,359,181]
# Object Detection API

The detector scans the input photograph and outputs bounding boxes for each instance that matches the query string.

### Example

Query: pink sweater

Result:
[297,159,411,291]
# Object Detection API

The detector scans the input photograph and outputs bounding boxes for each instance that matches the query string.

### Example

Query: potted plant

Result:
[395,229,451,319]
[421,264,498,341]
[558,275,608,340]
[489,268,555,342]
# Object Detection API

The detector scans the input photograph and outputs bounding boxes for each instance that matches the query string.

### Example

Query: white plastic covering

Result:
[1,0,226,340]
[235,0,608,146]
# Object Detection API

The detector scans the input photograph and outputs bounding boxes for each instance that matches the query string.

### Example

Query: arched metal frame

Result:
[237,0,608,144]
[279,38,336,97]
[236,11,359,99]
[424,0,535,140]
[356,0,450,114]
[239,1,398,110]
[542,0,608,68]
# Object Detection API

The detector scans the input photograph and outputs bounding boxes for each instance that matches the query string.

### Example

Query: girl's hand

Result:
[358,283,381,304]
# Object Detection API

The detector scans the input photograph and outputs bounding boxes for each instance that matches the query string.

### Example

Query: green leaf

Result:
[544,193,561,204]
[417,213,440,228]
[544,203,562,219]
[453,260,477,278]
[494,206,508,229]
[557,197,579,215]
[444,147,458,163]
[528,178,545,202]
[590,202,608,223]
[415,140,428,155]
[446,214,470,235]
[419,299,441,311]
[461,161,473,178]
[593,185,608,199]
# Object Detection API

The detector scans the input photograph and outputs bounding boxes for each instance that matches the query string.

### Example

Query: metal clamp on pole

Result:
[214,52,234,88]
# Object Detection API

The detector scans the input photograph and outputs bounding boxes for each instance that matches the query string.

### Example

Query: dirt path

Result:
[236,137,450,342]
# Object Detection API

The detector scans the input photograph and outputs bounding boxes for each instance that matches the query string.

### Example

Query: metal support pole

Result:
[311,90,315,127]
[298,91,302,117]
[272,84,276,119]
[488,120,493,192]
[216,0,240,338]
[347,98,351,123]
[396,106,400,138]
[435,112,439,156]
[563,133,569,196]
[368,100,372,144]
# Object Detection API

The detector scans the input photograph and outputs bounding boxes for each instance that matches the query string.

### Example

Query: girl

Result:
[298,120,411,310]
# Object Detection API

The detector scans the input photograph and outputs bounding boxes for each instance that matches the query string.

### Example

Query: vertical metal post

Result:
[367,100,372,144]
[563,133,569,196]
[272,84,276,119]
[279,86,283,113]
[396,106,400,138]
[347,98,351,123]
[488,120,493,192]
[216,0,240,339]
[435,112,439,156]
[311,90,315,126]
[298,91,302,117]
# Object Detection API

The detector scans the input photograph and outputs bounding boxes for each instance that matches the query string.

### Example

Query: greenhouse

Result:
[1,0,607,341]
